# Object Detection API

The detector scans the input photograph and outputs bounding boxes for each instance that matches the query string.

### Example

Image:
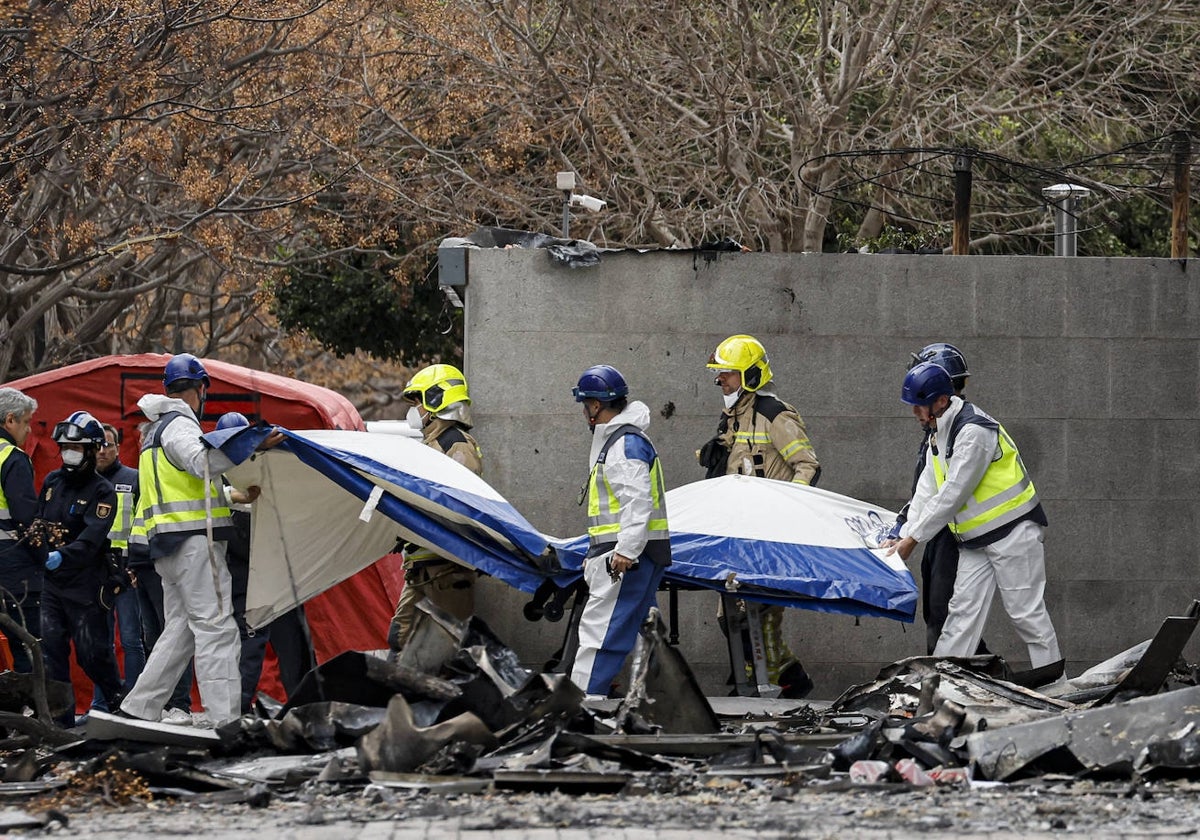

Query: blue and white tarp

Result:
[210,427,555,629]
[208,427,916,627]
[553,474,916,621]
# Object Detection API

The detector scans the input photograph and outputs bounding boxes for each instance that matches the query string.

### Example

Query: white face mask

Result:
[722,390,741,409]
[61,449,85,467]
[406,406,425,431]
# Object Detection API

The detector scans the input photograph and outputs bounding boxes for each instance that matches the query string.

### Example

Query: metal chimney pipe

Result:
[1042,183,1092,256]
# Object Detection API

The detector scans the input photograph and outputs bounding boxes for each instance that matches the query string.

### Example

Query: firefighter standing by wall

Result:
[700,334,819,698]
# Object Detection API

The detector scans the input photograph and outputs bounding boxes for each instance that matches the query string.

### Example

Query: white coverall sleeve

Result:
[162,416,237,480]
[904,424,997,544]
[604,446,653,561]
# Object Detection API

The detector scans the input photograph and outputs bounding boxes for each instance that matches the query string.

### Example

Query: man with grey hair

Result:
[0,387,41,672]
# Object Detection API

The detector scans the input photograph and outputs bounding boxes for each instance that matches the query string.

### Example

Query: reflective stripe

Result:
[932,424,1040,541]
[134,414,231,552]
[778,438,813,459]
[733,431,772,444]
[0,529,17,540]
[586,443,670,548]
[108,487,135,549]
[0,441,16,530]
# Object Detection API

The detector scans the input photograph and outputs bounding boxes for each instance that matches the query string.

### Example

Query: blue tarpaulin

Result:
[208,427,916,627]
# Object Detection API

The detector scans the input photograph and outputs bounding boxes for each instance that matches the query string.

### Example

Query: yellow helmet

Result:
[706,334,773,391]
[403,364,470,413]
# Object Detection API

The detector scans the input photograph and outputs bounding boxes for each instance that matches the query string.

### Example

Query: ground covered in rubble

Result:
[17,776,1200,838]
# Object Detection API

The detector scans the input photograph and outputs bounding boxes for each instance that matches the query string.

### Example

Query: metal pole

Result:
[1042,184,1090,257]
[952,151,972,255]
[561,191,572,239]
[1172,130,1191,259]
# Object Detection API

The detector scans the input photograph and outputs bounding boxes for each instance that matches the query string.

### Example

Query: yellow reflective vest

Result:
[585,425,671,565]
[0,440,23,540]
[930,403,1041,543]
[129,412,232,560]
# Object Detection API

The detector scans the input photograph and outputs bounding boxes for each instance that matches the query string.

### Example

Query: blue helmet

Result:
[216,411,251,430]
[573,365,629,403]
[901,362,954,406]
[52,410,106,446]
[909,342,969,380]
[163,353,210,389]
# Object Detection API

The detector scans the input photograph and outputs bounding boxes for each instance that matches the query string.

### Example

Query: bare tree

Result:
[2,1,1197,383]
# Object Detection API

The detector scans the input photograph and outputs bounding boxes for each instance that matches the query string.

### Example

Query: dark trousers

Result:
[92,586,146,710]
[40,588,123,719]
[134,566,193,711]
[2,589,42,674]
[230,552,316,711]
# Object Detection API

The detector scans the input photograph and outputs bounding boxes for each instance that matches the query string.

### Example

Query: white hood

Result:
[589,399,651,464]
[137,393,197,423]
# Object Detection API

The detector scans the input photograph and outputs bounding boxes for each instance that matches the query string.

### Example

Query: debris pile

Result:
[2,600,1200,820]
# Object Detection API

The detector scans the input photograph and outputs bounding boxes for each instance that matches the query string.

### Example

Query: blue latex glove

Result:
[46,550,62,571]
[885,520,903,540]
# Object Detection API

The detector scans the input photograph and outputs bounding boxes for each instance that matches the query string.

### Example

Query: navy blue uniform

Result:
[37,468,124,719]
[0,431,42,672]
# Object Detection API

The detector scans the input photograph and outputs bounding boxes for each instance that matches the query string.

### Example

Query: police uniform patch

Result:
[96,503,113,518]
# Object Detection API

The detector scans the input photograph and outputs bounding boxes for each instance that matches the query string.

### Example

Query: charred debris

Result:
[4,601,1200,810]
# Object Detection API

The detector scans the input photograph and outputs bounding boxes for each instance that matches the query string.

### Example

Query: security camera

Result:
[569,193,607,212]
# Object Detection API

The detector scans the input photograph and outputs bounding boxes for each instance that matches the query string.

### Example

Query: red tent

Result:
[2,354,404,711]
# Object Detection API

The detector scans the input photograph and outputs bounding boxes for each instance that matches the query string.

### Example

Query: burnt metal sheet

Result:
[367,772,492,793]
[84,710,221,747]
[967,683,1200,780]
[615,608,719,735]
[356,693,496,774]
[280,649,460,714]
[1091,600,1200,706]
[493,769,630,793]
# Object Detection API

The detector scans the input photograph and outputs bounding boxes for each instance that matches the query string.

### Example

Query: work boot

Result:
[777,661,814,699]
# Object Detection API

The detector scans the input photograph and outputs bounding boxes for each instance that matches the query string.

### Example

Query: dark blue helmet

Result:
[573,365,629,403]
[910,342,969,380]
[163,353,210,389]
[901,362,954,406]
[216,411,251,430]
[52,410,106,446]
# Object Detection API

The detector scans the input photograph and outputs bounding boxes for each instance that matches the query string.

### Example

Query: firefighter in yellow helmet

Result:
[699,334,820,698]
[387,363,484,654]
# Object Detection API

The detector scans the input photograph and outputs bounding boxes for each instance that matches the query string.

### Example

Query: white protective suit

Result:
[121,394,243,725]
[902,396,1061,669]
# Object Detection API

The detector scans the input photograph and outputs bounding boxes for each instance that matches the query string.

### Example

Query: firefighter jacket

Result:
[37,467,116,606]
[583,400,671,567]
[0,431,41,594]
[128,394,235,561]
[902,397,1046,550]
[403,417,483,567]
[719,389,820,485]
[99,459,138,557]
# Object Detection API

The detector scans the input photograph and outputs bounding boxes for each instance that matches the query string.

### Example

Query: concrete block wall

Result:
[459,247,1200,699]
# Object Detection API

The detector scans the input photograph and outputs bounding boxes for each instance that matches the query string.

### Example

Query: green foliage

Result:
[837,224,950,254]
[270,251,460,364]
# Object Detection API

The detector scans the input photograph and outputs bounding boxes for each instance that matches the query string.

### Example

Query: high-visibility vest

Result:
[0,440,23,540]
[584,425,671,565]
[105,466,137,553]
[129,412,231,559]
[931,403,1040,542]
